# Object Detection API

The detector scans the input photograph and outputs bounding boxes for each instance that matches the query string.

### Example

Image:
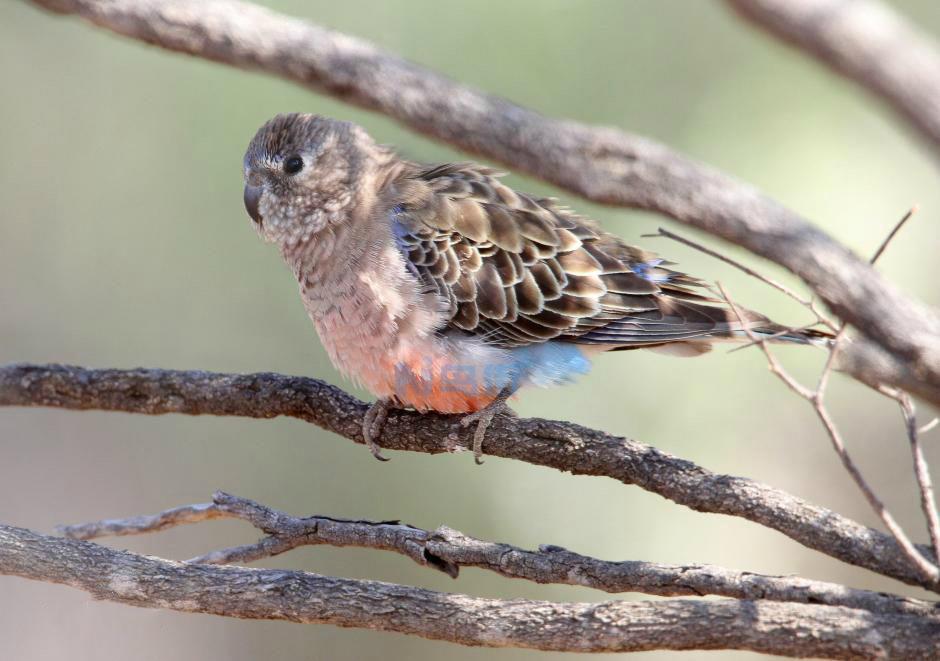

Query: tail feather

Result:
[745,324,834,347]
[577,298,834,353]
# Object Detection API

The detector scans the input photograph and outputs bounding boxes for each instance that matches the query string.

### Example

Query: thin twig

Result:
[861,207,940,564]
[870,206,918,265]
[56,503,222,538]
[714,207,940,583]
[900,393,940,565]
[716,281,814,398]
[668,206,939,568]
[875,386,940,566]
[718,281,939,584]
[649,227,838,331]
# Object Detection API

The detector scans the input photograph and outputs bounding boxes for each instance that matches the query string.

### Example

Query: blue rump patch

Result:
[486,342,592,391]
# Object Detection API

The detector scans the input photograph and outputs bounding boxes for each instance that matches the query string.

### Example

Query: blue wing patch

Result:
[632,258,670,283]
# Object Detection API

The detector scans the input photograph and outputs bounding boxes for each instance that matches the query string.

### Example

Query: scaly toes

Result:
[362,400,392,462]
[460,404,511,465]
[471,414,494,465]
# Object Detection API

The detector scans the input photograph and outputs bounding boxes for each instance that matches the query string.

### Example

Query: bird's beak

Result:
[243,184,263,224]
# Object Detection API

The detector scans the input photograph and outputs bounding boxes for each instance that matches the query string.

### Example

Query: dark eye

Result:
[283,155,304,175]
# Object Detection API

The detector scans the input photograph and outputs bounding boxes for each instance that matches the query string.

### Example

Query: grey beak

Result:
[243,185,263,224]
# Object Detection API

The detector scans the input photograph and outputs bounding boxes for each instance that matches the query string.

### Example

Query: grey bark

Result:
[3,524,940,658]
[1,362,936,594]
[24,0,940,406]
[55,491,939,619]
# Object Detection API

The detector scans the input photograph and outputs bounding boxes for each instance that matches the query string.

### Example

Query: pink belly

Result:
[372,352,500,414]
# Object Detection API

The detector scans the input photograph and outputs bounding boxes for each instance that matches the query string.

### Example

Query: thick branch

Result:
[727,0,940,158]
[2,525,939,657]
[2,362,937,593]
[25,0,940,401]
[57,491,939,619]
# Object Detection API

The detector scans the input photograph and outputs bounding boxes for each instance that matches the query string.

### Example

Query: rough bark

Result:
[54,491,938,619]
[2,363,936,594]
[3,524,940,658]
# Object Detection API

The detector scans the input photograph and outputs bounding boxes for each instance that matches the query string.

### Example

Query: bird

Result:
[242,113,830,463]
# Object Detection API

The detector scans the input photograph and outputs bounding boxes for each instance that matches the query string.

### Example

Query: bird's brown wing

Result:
[390,163,766,349]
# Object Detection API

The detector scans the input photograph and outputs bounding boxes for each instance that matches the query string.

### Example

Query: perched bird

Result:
[243,114,829,462]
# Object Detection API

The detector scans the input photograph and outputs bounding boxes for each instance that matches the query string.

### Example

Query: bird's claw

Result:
[460,390,516,464]
[362,398,393,462]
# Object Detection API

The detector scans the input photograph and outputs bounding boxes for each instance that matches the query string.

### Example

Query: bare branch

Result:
[23,0,940,403]
[712,207,940,584]
[720,274,935,583]
[4,525,939,658]
[811,207,940,576]
[1,362,937,592]
[808,365,939,583]
[716,282,816,400]
[55,491,940,619]
[727,0,940,158]
[870,205,918,266]
[881,388,940,566]
[56,503,223,538]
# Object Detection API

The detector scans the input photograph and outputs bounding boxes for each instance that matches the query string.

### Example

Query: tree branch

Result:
[2,362,937,593]
[24,0,940,404]
[5,525,939,657]
[53,490,939,619]
[726,0,940,159]
[678,208,940,586]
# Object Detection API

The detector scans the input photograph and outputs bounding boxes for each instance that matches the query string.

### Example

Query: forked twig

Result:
[898,391,940,564]
[817,207,940,565]
[718,281,938,583]
[710,206,940,583]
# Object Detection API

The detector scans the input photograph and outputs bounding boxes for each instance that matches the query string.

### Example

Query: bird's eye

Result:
[283,155,304,175]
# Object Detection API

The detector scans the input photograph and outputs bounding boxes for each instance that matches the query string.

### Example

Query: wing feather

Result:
[388,163,763,349]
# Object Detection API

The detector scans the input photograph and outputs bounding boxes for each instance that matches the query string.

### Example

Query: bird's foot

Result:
[362,397,397,462]
[460,389,517,465]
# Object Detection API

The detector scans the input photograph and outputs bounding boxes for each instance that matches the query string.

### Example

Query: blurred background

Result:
[2,1,940,659]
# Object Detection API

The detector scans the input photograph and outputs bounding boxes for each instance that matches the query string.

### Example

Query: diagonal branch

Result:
[24,0,940,403]
[1,362,937,593]
[726,0,940,159]
[4,524,939,658]
[56,490,940,619]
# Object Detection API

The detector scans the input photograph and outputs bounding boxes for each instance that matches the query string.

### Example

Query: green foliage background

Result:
[2,1,939,659]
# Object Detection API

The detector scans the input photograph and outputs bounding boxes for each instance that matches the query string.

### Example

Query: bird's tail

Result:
[739,323,834,348]
[588,298,836,358]
[701,301,834,349]
[579,297,835,356]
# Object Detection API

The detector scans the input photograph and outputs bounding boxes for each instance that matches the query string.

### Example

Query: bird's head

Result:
[242,113,381,246]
